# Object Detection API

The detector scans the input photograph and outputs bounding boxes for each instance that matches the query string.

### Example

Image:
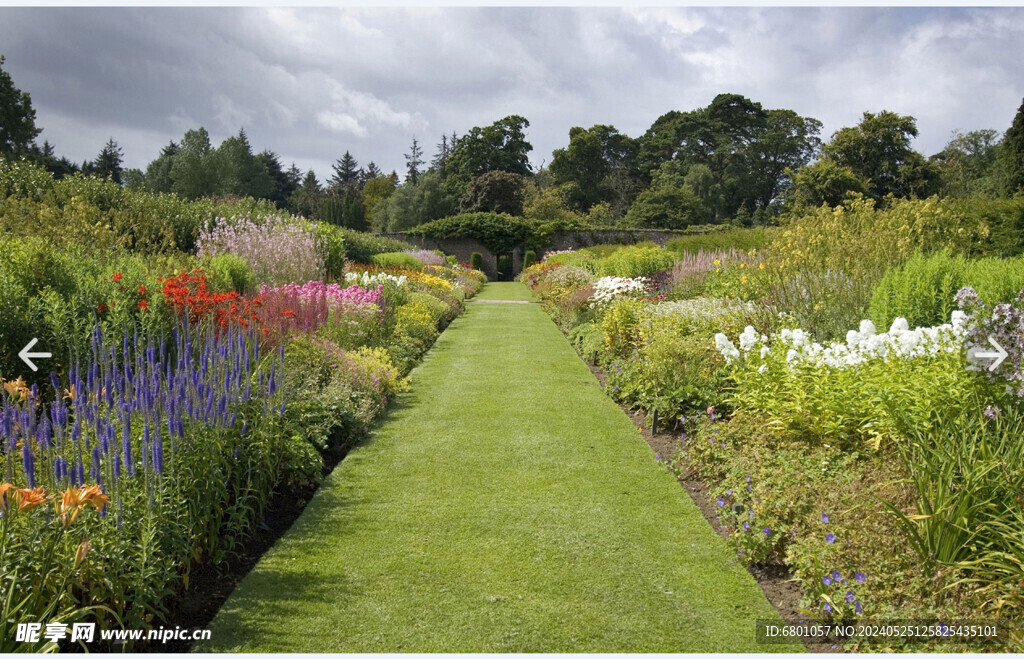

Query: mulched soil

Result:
[583,360,836,653]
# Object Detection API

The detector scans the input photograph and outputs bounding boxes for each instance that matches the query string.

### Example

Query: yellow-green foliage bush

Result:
[395,300,439,348]
[597,244,675,278]
[0,157,281,254]
[406,291,452,326]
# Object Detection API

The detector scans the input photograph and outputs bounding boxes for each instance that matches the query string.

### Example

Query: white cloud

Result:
[316,110,366,137]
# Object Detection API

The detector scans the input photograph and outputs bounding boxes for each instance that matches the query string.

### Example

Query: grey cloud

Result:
[0,7,1021,182]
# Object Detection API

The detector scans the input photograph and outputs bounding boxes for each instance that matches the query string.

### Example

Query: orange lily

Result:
[1,485,50,514]
[58,485,107,527]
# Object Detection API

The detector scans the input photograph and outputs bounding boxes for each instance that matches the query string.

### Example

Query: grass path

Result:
[200,282,796,652]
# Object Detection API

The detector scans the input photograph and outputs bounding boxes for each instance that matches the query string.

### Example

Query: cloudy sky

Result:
[1,7,1022,182]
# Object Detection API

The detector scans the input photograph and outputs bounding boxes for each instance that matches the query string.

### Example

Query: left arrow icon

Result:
[19,338,52,372]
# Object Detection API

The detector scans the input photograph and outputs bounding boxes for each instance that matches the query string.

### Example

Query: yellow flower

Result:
[739,262,746,269]
[758,263,766,270]
[741,275,748,284]
[713,259,721,266]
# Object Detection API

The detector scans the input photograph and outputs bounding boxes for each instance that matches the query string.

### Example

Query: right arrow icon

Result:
[972,336,1009,372]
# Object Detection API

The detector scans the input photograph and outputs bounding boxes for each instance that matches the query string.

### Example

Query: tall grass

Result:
[887,403,1024,611]
[665,227,771,255]
[869,251,1024,330]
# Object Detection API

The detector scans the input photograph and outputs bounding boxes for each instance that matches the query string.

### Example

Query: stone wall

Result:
[379,229,684,278]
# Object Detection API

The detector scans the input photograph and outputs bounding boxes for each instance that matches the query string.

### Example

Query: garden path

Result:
[200,282,796,652]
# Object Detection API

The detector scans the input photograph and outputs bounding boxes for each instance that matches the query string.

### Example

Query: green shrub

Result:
[311,222,347,280]
[409,212,532,255]
[334,228,416,264]
[522,249,537,269]
[598,244,675,278]
[869,251,1024,329]
[470,252,484,270]
[202,253,256,293]
[372,251,423,270]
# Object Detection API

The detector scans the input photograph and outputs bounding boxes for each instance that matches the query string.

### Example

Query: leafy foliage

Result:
[409,212,534,255]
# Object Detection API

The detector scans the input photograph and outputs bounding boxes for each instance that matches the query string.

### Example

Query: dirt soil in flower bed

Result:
[147,441,354,653]
[584,360,836,653]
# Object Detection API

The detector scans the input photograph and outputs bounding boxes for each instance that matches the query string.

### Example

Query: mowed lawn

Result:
[200,282,797,652]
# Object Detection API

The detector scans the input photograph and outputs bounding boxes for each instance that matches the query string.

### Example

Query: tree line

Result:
[3,54,1023,234]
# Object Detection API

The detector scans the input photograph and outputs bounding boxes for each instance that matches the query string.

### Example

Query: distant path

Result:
[200,282,796,652]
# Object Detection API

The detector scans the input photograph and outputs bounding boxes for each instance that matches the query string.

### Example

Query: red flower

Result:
[137,300,149,310]
[112,273,122,282]
[97,302,107,315]
[138,284,147,295]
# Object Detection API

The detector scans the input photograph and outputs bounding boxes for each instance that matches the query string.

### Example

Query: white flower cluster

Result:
[344,271,408,289]
[589,276,648,308]
[715,311,970,369]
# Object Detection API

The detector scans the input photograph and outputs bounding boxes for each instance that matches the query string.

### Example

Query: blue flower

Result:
[746,475,751,483]
[855,572,866,583]
[855,601,863,615]
[743,522,750,530]
[823,602,831,613]
[821,513,829,524]
[822,575,832,586]
[717,498,725,507]
[763,527,772,536]
[655,453,661,461]
[832,570,842,581]
[826,533,836,544]
[845,591,855,603]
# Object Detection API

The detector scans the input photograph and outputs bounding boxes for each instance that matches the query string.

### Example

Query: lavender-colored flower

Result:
[855,572,866,583]
[984,405,1002,419]
[822,575,832,586]
[855,601,863,615]
[717,498,725,507]
[763,527,771,536]
[845,591,856,603]
[823,602,831,613]
[743,522,750,530]
[832,570,842,581]
[826,533,836,544]
[821,513,829,524]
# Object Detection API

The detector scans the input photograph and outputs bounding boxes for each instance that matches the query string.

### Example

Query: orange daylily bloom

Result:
[63,384,77,401]
[1,485,50,514]
[0,483,14,510]
[58,484,108,526]
[3,377,30,402]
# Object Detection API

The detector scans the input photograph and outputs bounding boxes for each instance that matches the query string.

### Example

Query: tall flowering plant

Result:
[0,320,289,639]
[713,314,985,449]
[197,216,324,286]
